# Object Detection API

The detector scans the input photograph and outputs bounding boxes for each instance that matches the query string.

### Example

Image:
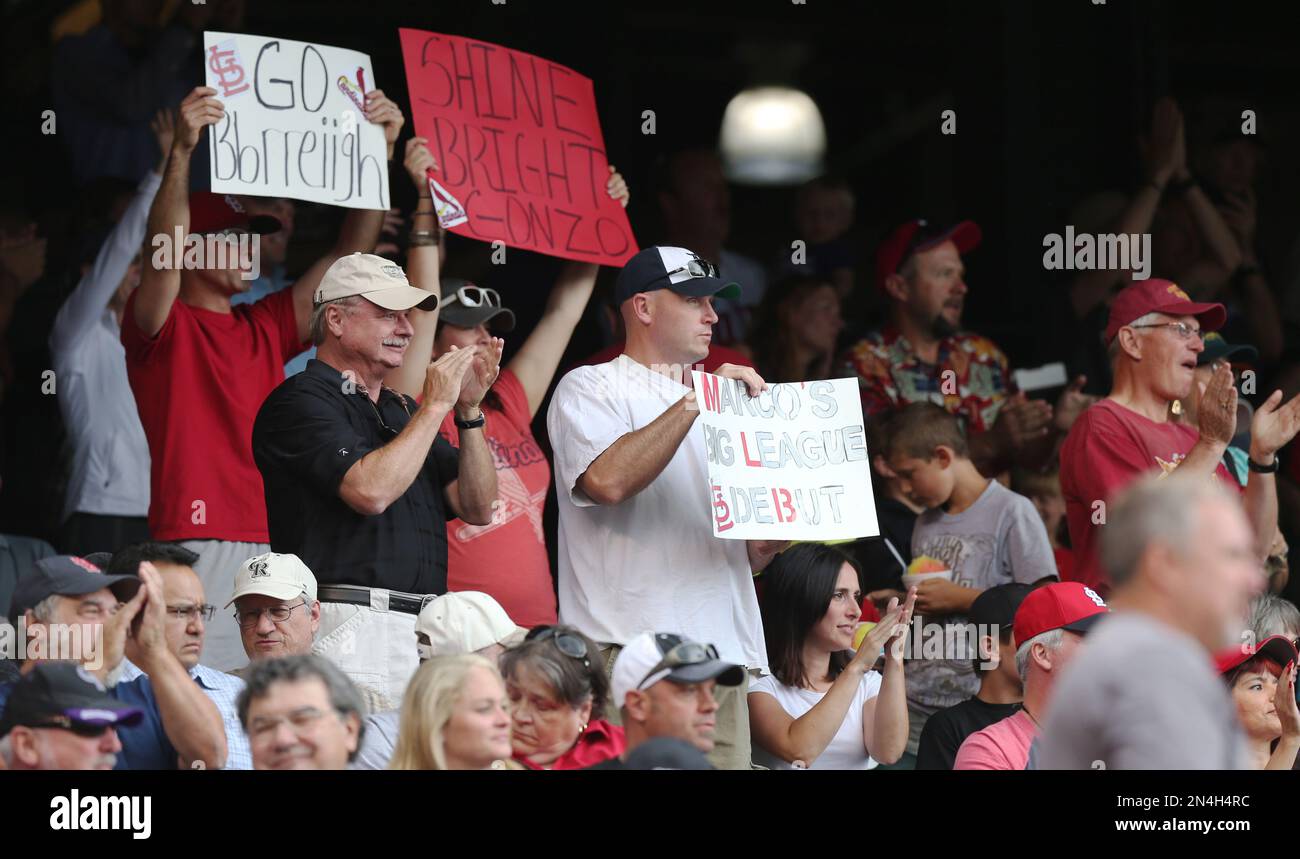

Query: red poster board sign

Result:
[398,29,638,266]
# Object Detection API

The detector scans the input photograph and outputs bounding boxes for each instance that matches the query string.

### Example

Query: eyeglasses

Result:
[235,599,309,629]
[165,603,215,622]
[450,285,502,308]
[525,626,590,668]
[637,636,720,690]
[1129,321,1203,341]
[247,706,334,738]
[665,258,718,281]
[363,389,412,437]
[31,720,114,738]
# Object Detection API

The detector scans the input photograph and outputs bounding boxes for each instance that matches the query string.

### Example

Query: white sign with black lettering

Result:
[204,31,389,209]
[692,373,879,541]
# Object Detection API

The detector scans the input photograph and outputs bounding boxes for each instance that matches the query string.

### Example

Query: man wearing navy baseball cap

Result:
[840,219,1090,478]
[0,662,143,770]
[547,246,786,769]
[2,555,227,770]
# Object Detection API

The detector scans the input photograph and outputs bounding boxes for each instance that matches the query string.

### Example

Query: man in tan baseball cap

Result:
[310,252,440,314]
[227,552,321,673]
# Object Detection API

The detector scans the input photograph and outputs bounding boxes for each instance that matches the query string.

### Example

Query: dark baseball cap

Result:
[10,556,140,620]
[613,246,741,306]
[876,219,982,292]
[189,192,281,236]
[1198,332,1258,367]
[969,583,1034,631]
[0,662,143,737]
[438,278,516,332]
[623,737,714,770]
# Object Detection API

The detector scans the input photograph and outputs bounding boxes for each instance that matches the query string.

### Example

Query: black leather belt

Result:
[317,585,428,615]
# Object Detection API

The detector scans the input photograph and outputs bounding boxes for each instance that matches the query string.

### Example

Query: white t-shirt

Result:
[749,671,883,770]
[547,354,766,669]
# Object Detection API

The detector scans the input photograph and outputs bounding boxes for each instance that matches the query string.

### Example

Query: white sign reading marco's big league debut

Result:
[692,372,879,541]
[204,31,390,209]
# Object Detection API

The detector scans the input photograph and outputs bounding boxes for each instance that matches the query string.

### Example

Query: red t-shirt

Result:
[578,341,754,372]
[439,369,556,627]
[122,289,304,542]
[1059,399,1239,594]
[514,719,625,770]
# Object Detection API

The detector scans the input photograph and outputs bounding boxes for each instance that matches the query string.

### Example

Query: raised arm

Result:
[291,90,406,342]
[390,137,444,401]
[52,110,172,351]
[132,87,223,339]
[509,167,629,417]
[132,563,227,769]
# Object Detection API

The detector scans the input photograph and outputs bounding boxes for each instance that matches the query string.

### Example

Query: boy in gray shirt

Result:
[883,404,1057,762]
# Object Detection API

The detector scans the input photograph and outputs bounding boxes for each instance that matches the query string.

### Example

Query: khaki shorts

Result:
[599,644,754,771]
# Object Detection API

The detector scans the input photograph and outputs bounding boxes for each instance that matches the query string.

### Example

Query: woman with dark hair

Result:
[749,543,915,769]
[741,275,843,384]
[499,624,625,769]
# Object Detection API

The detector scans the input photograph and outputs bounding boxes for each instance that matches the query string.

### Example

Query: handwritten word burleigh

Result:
[205,32,389,210]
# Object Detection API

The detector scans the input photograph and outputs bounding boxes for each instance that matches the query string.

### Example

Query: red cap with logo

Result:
[1012,581,1110,646]
[1103,278,1226,344]
[875,219,981,292]
[188,193,281,236]
[1214,634,1297,676]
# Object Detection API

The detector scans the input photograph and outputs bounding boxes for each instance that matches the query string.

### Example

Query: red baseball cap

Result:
[1013,582,1109,647]
[1215,634,1297,676]
[876,218,981,292]
[1103,278,1226,344]
[188,193,281,236]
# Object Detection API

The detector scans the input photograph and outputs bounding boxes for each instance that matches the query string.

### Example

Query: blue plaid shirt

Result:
[119,660,252,770]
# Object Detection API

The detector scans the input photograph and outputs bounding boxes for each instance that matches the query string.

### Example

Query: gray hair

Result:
[236,654,366,761]
[309,295,362,346]
[0,735,12,768]
[27,595,61,624]
[1247,593,1300,641]
[1107,311,1162,363]
[1015,628,1064,684]
[1101,473,1237,588]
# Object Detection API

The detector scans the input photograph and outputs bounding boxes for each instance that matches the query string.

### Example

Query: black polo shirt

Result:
[252,358,460,594]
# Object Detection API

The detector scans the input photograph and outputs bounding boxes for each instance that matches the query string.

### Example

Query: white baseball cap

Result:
[313,252,439,311]
[609,631,744,712]
[226,552,318,607]
[414,592,526,660]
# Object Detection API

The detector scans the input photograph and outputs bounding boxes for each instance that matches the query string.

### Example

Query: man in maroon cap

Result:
[122,86,405,672]
[840,219,1091,477]
[1059,278,1300,595]
[954,581,1108,769]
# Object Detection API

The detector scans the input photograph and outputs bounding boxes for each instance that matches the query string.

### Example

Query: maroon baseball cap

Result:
[1215,634,1297,676]
[188,193,281,236]
[875,219,981,292]
[1013,582,1109,647]
[1103,279,1226,344]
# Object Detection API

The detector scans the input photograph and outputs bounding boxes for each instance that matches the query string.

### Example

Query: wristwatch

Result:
[1248,455,1280,474]
[455,410,486,430]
